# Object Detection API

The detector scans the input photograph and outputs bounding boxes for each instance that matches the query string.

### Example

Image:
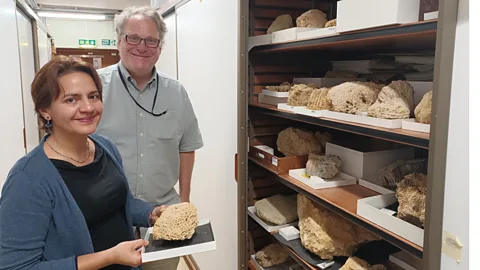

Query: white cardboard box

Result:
[272,27,321,43]
[357,194,424,247]
[248,34,272,51]
[336,0,420,33]
[296,26,337,40]
[289,168,357,189]
[325,141,415,182]
[322,110,415,129]
[258,93,288,106]
[141,219,216,263]
[262,89,289,98]
[247,206,298,233]
[401,120,430,133]
[279,226,300,241]
[358,179,394,195]
[293,77,366,88]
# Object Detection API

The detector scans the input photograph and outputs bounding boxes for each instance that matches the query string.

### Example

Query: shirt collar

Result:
[118,61,157,87]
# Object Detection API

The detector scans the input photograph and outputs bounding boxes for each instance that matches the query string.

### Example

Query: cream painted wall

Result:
[46,18,118,49]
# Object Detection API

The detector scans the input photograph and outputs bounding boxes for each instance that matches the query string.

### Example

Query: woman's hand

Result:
[109,239,149,267]
[149,205,168,225]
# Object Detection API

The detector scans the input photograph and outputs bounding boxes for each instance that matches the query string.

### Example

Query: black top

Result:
[50,143,132,270]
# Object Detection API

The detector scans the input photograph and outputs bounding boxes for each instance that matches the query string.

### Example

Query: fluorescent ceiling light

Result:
[37,12,106,20]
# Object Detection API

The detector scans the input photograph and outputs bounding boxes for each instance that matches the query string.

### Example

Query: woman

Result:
[0,56,165,270]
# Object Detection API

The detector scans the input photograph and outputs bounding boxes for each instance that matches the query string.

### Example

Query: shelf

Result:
[249,157,423,258]
[249,103,429,149]
[250,21,437,54]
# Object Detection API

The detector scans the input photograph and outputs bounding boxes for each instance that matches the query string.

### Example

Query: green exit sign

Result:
[78,39,96,47]
[101,39,117,46]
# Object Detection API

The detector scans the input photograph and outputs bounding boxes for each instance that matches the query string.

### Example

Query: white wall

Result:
[155,13,177,79]
[37,26,51,68]
[0,0,28,191]
[175,0,238,268]
[46,18,117,49]
[440,0,468,268]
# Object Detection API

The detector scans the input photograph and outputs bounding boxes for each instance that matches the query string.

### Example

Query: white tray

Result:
[357,194,424,247]
[297,27,337,40]
[248,206,298,233]
[272,27,321,43]
[401,120,430,133]
[277,103,302,113]
[322,110,415,129]
[293,107,326,117]
[262,89,289,98]
[141,219,216,263]
[358,179,394,195]
[289,168,357,189]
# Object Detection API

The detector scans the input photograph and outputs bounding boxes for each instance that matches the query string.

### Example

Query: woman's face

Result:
[42,72,103,137]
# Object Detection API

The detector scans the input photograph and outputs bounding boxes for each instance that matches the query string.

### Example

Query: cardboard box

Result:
[249,144,308,175]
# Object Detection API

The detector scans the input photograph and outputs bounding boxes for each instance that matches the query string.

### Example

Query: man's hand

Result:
[149,205,168,225]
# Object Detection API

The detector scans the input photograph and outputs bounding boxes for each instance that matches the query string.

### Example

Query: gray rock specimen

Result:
[255,194,298,225]
[306,153,342,179]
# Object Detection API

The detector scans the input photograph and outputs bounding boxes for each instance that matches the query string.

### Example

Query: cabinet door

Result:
[0,0,27,191]
[16,8,39,152]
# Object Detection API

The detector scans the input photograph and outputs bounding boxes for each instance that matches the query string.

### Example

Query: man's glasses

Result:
[124,34,160,48]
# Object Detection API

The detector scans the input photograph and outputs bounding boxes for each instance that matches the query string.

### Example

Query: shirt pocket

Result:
[147,110,179,140]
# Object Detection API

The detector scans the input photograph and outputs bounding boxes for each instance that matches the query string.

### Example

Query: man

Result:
[96,6,203,270]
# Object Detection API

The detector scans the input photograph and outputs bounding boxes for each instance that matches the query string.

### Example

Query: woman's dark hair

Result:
[31,55,102,131]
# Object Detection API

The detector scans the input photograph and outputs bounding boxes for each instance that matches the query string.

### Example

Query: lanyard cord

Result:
[117,66,167,117]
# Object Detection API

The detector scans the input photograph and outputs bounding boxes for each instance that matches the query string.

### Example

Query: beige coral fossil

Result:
[325,19,337,27]
[265,81,292,92]
[267,14,293,34]
[296,9,328,28]
[287,84,316,106]
[255,194,298,225]
[255,243,290,267]
[306,153,342,179]
[153,202,199,241]
[367,81,415,119]
[297,194,380,259]
[307,87,331,110]
[396,173,427,227]
[276,127,322,156]
[414,90,433,124]
[327,82,383,114]
[339,257,386,270]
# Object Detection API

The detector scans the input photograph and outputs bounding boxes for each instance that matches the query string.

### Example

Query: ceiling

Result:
[33,0,150,11]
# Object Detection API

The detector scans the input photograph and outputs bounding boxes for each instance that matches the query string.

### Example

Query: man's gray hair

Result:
[114,6,167,45]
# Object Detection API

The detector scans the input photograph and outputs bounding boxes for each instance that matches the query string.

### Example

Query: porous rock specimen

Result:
[267,14,293,34]
[327,82,383,114]
[377,159,428,188]
[367,81,415,119]
[153,202,198,241]
[287,84,316,106]
[255,243,290,267]
[325,19,337,27]
[314,131,332,148]
[306,153,342,179]
[266,81,292,92]
[255,194,298,225]
[396,173,427,227]
[414,90,432,124]
[339,257,386,270]
[277,127,322,156]
[307,87,331,110]
[297,194,380,259]
[296,9,328,28]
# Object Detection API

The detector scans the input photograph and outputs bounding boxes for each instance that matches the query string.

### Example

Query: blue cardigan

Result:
[0,134,154,270]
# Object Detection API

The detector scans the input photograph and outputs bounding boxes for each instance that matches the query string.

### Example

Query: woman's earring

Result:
[45,119,52,128]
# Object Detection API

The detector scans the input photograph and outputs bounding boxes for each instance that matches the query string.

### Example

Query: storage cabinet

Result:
[237,0,458,269]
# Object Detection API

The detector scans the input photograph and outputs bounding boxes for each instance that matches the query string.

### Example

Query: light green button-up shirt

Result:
[96,62,203,206]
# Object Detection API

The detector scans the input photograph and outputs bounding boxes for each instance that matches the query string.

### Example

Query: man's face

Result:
[118,15,161,76]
